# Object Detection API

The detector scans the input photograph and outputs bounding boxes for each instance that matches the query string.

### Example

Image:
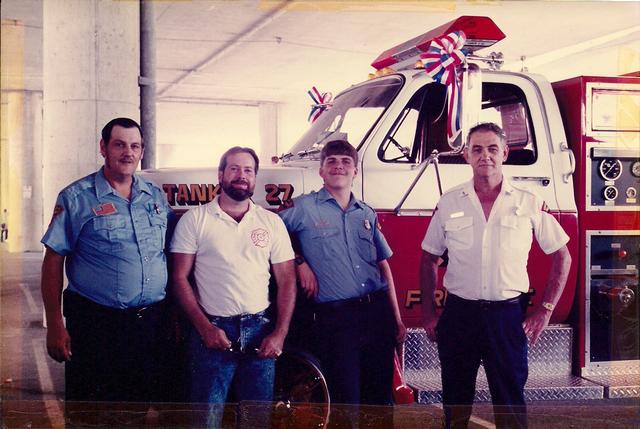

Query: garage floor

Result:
[1,248,639,429]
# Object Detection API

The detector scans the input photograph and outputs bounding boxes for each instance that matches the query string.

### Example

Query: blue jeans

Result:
[189,311,275,428]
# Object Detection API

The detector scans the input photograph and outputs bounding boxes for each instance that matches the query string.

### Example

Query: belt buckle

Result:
[135,306,149,318]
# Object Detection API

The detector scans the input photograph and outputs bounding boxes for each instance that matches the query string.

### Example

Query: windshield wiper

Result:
[296,147,322,158]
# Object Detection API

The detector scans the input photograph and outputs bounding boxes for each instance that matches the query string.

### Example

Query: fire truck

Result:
[142,15,639,419]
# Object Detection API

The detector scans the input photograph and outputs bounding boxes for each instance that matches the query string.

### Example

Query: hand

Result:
[257,332,285,359]
[422,311,440,342]
[46,322,72,362]
[395,320,407,345]
[522,308,551,346]
[200,324,232,350]
[296,262,318,299]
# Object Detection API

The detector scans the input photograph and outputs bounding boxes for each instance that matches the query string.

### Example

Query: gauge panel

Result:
[589,147,640,210]
[598,159,623,181]
[603,186,618,201]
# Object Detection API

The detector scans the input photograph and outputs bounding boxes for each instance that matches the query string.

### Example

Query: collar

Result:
[317,187,364,210]
[460,176,514,198]
[208,196,255,219]
[95,168,149,200]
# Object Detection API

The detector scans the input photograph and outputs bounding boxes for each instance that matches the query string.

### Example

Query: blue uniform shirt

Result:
[41,168,172,309]
[279,187,393,303]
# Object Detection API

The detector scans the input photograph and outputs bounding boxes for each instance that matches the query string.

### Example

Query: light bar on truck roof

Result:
[371,16,506,72]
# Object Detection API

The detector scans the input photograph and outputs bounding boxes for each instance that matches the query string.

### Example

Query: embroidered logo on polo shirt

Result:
[251,228,270,248]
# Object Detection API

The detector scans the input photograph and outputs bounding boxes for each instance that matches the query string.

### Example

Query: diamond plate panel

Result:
[408,372,604,404]
[582,362,640,376]
[404,325,606,404]
[608,386,640,398]
[404,328,438,371]
[583,374,640,398]
[405,325,573,376]
[528,325,573,376]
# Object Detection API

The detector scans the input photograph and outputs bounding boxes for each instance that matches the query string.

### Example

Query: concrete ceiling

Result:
[153,0,640,104]
[2,0,640,103]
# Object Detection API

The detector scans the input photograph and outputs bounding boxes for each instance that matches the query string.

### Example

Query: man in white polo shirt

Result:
[170,147,296,428]
[420,123,572,429]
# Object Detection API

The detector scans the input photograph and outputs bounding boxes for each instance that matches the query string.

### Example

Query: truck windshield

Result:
[285,75,404,160]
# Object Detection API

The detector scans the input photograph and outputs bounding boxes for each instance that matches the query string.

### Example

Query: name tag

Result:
[92,203,117,216]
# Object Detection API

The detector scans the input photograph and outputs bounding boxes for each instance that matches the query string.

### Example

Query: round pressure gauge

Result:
[626,187,637,199]
[599,159,623,181]
[603,185,618,201]
[631,161,640,178]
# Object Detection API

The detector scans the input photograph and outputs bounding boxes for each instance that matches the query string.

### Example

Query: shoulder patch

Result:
[49,205,64,226]
[541,201,551,213]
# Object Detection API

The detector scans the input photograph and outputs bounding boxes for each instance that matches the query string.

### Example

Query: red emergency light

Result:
[371,16,506,71]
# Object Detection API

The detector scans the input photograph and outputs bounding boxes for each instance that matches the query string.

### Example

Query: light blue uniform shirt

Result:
[41,168,172,309]
[279,187,392,303]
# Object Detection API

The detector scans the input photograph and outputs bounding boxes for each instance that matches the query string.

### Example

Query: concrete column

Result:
[1,19,43,252]
[258,102,278,162]
[140,0,156,170]
[42,0,139,231]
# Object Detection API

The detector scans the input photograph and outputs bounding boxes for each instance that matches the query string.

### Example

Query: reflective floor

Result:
[1,248,639,428]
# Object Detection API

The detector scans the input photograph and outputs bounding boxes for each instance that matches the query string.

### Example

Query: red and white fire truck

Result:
[143,16,639,412]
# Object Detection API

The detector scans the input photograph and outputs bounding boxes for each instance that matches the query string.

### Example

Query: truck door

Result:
[362,73,566,327]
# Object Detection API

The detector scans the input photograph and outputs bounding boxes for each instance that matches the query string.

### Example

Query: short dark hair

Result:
[320,140,358,165]
[466,122,506,148]
[101,117,143,144]
[218,146,260,174]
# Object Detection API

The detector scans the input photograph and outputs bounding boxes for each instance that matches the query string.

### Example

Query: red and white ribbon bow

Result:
[420,31,467,143]
[307,86,333,123]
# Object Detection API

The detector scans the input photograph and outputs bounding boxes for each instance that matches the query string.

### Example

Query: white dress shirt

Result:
[422,179,569,301]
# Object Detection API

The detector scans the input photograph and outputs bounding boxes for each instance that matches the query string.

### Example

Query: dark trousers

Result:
[63,290,165,404]
[315,289,396,428]
[437,293,528,429]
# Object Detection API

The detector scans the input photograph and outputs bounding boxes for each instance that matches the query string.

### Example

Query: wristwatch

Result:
[541,302,555,312]
[294,255,305,266]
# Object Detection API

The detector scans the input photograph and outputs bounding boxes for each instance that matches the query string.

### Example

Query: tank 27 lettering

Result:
[161,183,295,207]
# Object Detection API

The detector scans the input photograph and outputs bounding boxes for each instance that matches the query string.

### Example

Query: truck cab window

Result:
[408,83,537,165]
[480,83,537,165]
[379,83,448,163]
[287,75,404,160]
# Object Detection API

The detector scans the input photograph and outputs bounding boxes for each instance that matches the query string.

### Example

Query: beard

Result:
[221,179,254,202]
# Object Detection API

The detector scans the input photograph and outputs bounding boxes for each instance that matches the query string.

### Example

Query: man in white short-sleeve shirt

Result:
[420,123,572,429]
[171,147,295,428]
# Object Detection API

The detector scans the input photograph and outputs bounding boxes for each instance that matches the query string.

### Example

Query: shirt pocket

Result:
[500,215,532,251]
[356,228,376,262]
[310,227,341,259]
[147,212,168,250]
[92,214,127,252]
[444,216,474,250]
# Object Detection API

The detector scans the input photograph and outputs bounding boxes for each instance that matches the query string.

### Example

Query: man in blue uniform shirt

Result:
[279,140,406,426]
[41,117,173,404]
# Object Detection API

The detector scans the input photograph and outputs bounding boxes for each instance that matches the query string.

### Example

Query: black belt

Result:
[316,288,388,311]
[64,290,164,320]
[446,292,525,308]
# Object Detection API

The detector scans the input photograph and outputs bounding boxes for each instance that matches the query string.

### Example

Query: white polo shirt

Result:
[422,179,569,301]
[170,197,294,317]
